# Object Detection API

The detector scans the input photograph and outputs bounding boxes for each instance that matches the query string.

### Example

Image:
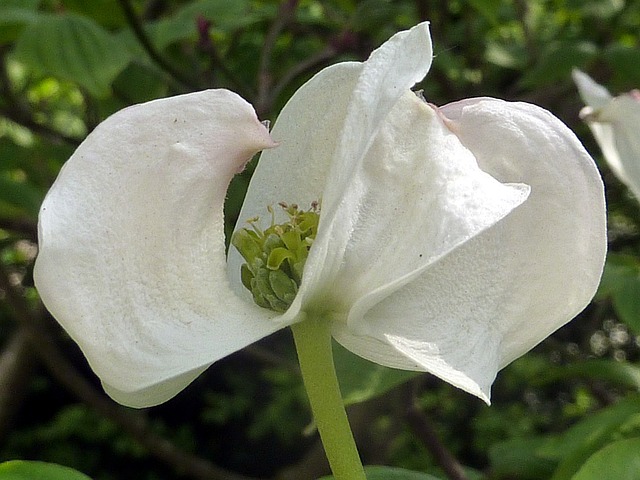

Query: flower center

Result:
[231,202,320,312]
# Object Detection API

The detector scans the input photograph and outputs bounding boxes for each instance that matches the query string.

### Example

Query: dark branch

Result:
[0,326,35,441]
[269,45,337,108]
[117,0,200,91]
[256,0,299,115]
[0,107,82,147]
[197,17,255,99]
[404,383,468,480]
[0,218,37,242]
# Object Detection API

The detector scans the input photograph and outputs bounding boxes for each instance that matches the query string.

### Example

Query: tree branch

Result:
[0,107,83,147]
[256,0,299,115]
[269,44,337,108]
[197,17,255,99]
[0,218,37,242]
[116,0,200,91]
[404,382,468,480]
[0,326,35,441]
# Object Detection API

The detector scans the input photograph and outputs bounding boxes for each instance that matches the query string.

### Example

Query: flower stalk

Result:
[291,316,366,480]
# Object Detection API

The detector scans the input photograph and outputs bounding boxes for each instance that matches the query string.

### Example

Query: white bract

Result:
[573,69,640,200]
[35,23,606,408]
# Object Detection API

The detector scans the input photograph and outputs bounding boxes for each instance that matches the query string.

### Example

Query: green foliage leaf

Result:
[606,44,640,87]
[568,0,625,19]
[603,273,640,334]
[112,62,169,103]
[597,254,639,297]
[0,460,91,480]
[485,41,528,69]
[538,359,640,391]
[0,137,73,189]
[489,436,557,480]
[14,13,132,97]
[56,0,126,29]
[467,0,503,24]
[0,8,40,25]
[147,0,258,49]
[333,341,417,406]
[545,395,640,480]
[520,41,597,88]
[352,0,401,32]
[571,437,640,480]
[1,0,41,7]
[319,466,443,480]
[490,397,640,480]
[0,175,43,219]
[597,254,640,334]
[0,0,40,44]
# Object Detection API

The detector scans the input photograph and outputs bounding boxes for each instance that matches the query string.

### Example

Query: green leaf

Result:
[614,278,640,334]
[333,342,417,406]
[596,254,639,298]
[0,175,43,219]
[0,460,91,480]
[352,0,401,32]
[489,397,640,480]
[147,0,258,49]
[55,0,126,29]
[605,44,640,86]
[544,395,640,480]
[0,8,40,25]
[1,0,41,8]
[0,3,40,43]
[568,0,625,19]
[520,41,597,88]
[489,436,557,480]
[467,0,503,24]
[14,13,132,97]
[111,62,168,104]
[537,359,640,391]
[596,254,640,334]
[485,41,528,69]
[319,466,443,480]
[0,137,73,188]
[571,437,640,480]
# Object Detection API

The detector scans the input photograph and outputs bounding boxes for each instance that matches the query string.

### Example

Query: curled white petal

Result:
[232,22,436,322]
[303,22,434,305]
[331,93,529,316]
[35,90,281,408]
[339,99,605,402]
[441,99,606,366]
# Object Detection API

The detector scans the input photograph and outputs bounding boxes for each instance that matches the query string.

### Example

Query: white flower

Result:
[34,23,606,408]
[573,69,640,200]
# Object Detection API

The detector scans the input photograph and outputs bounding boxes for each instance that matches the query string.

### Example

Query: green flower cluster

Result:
[231,202,320,312]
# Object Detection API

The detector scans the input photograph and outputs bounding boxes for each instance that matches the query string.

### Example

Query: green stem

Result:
[291,317,367,480]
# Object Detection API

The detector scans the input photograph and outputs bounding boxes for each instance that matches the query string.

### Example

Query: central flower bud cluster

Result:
[232,202,320,312]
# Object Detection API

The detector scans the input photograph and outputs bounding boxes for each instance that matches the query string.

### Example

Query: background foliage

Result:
[1,0,640,479]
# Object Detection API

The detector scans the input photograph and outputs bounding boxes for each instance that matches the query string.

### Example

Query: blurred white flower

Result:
[573,69,640,199]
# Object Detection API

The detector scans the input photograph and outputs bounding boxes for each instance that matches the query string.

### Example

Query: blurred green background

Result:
[1,1,640,479]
